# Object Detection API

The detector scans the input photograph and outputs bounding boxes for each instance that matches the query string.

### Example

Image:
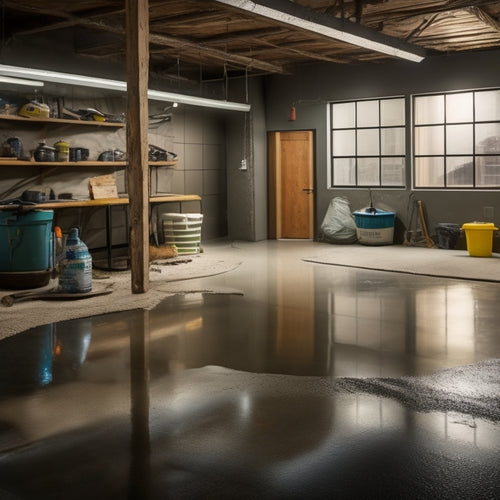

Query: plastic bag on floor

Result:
[320,196,357,244]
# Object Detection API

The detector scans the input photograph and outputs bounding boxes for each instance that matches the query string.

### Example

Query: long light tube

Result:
[0,64,251,112]
[147,89,249,111]
[216,0,425,63]
[0,75,44,87]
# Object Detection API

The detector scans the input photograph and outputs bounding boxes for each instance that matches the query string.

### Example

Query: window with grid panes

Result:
[330,97,406,188]
[413,89,500,189]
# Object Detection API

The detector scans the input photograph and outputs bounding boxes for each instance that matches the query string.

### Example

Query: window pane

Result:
[357,129,379,155]
[331,97,406,188]
[446,157,473,187]
[475,89,500,121]
[333,158,356,185]
[357,100,379,127]
[446,124,473,154]
[381,98,405,126]
[446,92,473,123]
[381,127,405,155]
[332,102,355,128]
[381,158,405,186]
[333,129,355,155]
[414,157,444,187]
[475,123,500,153]
[415,125,444,155]
[414,95,444,125]
[476,156,500,187]
[357,158,380,185]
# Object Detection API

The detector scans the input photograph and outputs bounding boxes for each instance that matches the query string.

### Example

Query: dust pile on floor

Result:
[334,358,500,421]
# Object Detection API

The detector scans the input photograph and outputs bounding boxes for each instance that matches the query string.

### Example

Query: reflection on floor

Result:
[0,240,499,499]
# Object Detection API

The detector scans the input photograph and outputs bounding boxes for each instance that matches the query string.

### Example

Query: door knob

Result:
[302,188,314,194]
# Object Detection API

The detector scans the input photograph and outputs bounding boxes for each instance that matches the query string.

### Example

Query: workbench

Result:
[0,194,202,270]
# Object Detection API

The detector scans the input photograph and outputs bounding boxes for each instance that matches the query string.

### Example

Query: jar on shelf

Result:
[54,140,70,162]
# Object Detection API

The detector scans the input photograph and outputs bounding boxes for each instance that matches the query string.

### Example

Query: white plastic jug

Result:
[59,227,92,293]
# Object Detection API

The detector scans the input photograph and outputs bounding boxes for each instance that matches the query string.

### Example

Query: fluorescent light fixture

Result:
[147,89,249,111]
[216,0,425,63]
[0,64,251,112]
[0,75,44,87]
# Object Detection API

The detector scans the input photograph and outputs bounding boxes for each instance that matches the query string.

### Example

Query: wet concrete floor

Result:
[0,240,499,499]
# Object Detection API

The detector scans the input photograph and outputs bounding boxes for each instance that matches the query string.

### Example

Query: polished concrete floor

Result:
[0,240,499,499]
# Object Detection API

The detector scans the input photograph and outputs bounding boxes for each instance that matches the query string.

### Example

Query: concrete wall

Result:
[263,49,500,248]
[226,78,267,241]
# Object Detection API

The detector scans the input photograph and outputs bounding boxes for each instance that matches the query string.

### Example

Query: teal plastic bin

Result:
[0,210,54,271]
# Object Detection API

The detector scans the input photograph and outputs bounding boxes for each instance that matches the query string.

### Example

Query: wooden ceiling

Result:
[2,0,500,84]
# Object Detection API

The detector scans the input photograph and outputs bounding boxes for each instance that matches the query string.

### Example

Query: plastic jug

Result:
[59,227,92,293]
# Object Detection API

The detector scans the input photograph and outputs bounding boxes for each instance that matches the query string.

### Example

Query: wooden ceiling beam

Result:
[237,40,349,64]
[466,6,500,31]
[200,27,289,45]
[148,32,284,72]
[363,0,500,23]
[150,10,232,28]
[1,1,124,36]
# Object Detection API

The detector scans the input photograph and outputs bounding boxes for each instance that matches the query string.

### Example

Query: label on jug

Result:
[59,258,92,293]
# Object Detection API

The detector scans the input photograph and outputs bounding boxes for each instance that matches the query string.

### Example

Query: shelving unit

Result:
[0,110,188,272]
[0,114,125,128]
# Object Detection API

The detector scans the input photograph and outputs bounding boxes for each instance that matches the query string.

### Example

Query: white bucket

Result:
[161,213,203,254]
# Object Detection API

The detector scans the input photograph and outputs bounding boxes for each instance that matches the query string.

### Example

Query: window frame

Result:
[329,96,407,189]
[412,88,500,190]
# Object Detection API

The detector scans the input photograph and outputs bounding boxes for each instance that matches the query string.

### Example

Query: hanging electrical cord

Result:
[245,66,249,104]
[224,63,228,102]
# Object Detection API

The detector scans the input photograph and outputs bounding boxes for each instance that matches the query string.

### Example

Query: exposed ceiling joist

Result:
[214,0,426,62]
[467,6,500,31]
[1,0,500,84]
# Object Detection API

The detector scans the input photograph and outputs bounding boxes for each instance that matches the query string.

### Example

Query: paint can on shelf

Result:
[54,140,70,162]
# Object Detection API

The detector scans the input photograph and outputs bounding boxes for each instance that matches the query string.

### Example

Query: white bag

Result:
[320,197,357,244]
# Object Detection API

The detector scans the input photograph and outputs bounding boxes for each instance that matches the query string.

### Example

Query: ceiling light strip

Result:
[0,64,251,112]
[216,0,425,63]
[0,75,44,87]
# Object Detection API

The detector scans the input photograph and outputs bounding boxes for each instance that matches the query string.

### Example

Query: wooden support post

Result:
[126,0,150,293]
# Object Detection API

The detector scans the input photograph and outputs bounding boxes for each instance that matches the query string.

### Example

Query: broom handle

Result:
[417,200,435,248]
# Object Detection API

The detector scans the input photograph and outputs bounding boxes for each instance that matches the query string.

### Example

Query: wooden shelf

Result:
[0,159,178,167]
[0,114,178,167]
[0,114,125,128]
[0,194,201,210]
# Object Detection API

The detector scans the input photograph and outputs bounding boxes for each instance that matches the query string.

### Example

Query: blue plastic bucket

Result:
[353,209,396,245]
[0,210,54,271]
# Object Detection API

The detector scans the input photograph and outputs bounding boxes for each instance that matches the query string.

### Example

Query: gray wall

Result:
[263,49,500,247]
[226,78,267,241]
[168,106,228,240]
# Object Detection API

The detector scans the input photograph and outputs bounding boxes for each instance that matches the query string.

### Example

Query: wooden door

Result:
[268,130,314,239]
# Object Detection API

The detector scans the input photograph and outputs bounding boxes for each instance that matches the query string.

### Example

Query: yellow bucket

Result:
[461,222,498,257]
